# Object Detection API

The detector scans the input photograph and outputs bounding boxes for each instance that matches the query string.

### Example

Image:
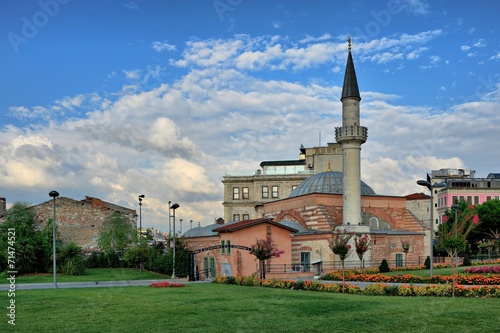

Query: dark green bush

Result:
[379,259,390,273]
[424,256,430,269]
[225,276,236,284]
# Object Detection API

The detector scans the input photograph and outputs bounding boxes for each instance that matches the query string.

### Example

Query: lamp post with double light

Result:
[170,203,180,278]
[417,179,445,277]
[138,194,145,272]
[49,190,59,288]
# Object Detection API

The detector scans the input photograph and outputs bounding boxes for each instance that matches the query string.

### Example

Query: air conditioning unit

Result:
[293,265,304,272]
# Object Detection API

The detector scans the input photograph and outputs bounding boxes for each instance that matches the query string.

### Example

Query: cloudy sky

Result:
[1,0,499,232]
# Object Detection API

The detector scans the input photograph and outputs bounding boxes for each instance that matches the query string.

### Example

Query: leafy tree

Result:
[0,202,55,274]
[123,244,151,270]
[329,229,353,291]
[249,238,284,279]
[97,212,136,253]
[401,240,411,266]
[474,199,500,240]
[438,201,480,296]
[354,235,371,269]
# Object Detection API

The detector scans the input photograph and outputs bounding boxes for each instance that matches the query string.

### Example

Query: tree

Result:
[438,202,480,296]
[0,202,55,274]
[354,235,371,269]
[97,212,136,254]
[123,244,151,270]
[249,238,284,279]
[474,199,500,240]
[401,240,411,266]
[329,229,353,291]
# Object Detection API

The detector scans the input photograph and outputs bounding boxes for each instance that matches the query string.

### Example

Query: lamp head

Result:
[49,190,60,198]
[170,203,180,210]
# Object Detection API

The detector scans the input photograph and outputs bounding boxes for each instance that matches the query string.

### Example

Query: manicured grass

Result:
[5,283,499,333]
[384,266,470,277]
[0,268,167,284]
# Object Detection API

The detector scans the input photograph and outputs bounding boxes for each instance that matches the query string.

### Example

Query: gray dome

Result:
[289,171,376,198]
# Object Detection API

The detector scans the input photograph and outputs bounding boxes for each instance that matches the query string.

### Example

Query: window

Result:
[300,252,311,271]
[272,186,279,198]
[233,214,240,222]
[452,196,458,204]
[486,196,492,201]
[262,186,269,198]
[396,253,403,267]
[232,187,239,200]
[467,196,472,205]
[242,214,249,220]
[221,240,231,254]
[242,187,249,199]
[474,196,479,205]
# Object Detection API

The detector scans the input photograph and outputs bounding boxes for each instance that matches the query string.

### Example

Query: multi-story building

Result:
[436,172,500,222]
[222,143,342,222]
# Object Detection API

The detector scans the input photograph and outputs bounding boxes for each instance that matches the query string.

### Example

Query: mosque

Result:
[184,41,427,279]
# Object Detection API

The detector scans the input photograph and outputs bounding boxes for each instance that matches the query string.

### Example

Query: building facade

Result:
[31,196,136,250]
[222,142,343,222]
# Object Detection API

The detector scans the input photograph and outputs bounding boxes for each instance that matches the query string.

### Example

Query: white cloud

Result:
[151,41,176,52]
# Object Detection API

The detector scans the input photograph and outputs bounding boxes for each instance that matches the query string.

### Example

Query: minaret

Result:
[335,39,369,232]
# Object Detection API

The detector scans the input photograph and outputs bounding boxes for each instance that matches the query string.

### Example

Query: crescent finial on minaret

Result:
[348,37,352,52]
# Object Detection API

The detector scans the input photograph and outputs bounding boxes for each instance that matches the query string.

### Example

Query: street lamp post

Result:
[138,194,145,272]
[168,200,171,236]
[49,190,59,289]
[170,203,180,278]
[417,179,445,277]
[451,203,460,268]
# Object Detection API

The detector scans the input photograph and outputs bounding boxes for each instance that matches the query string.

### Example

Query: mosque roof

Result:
[289,170,376,198]
[183,223,219,238]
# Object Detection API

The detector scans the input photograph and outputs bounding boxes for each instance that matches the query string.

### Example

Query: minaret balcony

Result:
[335,125,368,144]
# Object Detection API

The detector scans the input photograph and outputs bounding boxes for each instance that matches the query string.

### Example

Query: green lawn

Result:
[384,266,469,277]
[0,268,167,284]
[4,283,499,333]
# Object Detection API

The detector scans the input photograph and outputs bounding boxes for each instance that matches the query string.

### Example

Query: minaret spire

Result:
[341,38,360,101]
[335,38,368,231]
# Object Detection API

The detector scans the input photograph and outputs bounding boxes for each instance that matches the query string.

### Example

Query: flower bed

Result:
[149,281,184,288]
[321,272,500,285]
[464,266,500,274]
[212,276,500,298]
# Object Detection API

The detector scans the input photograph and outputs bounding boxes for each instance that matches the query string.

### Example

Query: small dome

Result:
[289,171,376,198]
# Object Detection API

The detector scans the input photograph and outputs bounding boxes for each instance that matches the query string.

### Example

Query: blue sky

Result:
[1,0,499,231]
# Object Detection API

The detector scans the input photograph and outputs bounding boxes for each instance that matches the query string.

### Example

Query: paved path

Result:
[0,278,202,291]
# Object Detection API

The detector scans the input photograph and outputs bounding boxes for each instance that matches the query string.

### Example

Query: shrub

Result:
[59,243,86,275]
[293,280,305,290]
[363,284,385,295]
[225,276,236,284]
[463,254,472,266]
[379,259,390,273]
[424,256,430,269]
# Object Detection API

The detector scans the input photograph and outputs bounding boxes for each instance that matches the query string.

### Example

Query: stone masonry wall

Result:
[31,196,136,250]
